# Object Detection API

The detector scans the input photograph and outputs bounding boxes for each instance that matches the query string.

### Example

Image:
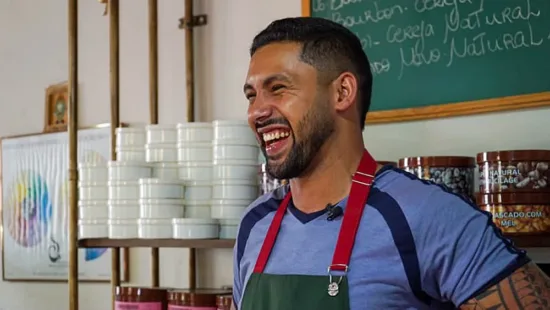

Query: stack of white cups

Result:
[107,127,151,238]
[211,120,260,239]
[174,122,219,239]
[78,162,109,238]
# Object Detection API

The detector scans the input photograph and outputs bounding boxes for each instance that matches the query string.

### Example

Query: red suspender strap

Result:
[253,192,292,273]
[253,150,377,274]
[330,150,377,272]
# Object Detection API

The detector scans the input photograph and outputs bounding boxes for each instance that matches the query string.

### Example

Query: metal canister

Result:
[259,164,287,195]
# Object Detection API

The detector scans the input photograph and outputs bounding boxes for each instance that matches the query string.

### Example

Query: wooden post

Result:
[67,0,79,309]
[149,0,160,287]
[109,0,121,309]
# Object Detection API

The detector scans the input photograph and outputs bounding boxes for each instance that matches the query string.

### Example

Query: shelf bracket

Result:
[178,15,208,29]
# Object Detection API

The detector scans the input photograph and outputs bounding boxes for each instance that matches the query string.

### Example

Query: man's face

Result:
[244,43,335,180]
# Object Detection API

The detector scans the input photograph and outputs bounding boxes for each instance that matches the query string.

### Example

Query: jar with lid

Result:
[477,149,550,193]
[168,289,232,310]
[115,286,168,310]
[216,294,233,310]
[399,156,475,199]
[477,192,550,235]
[377,161,397,167]
[258,164,287,195]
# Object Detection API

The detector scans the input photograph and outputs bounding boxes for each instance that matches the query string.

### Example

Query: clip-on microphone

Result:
[326,203,343,221]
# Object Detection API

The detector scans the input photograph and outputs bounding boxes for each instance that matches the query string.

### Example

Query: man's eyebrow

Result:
[243,74,292,93]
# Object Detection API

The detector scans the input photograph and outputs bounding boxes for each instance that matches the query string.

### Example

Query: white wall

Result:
[0,0,549,309]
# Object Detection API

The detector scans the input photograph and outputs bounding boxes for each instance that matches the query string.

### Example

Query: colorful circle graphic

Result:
[5,170,52,247]
[85,248,107,261]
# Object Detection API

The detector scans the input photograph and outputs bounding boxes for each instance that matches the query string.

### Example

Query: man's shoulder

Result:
[373,167,482,226]
[240,184,288,222]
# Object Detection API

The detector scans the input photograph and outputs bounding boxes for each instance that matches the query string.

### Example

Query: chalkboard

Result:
[303,0,550,123]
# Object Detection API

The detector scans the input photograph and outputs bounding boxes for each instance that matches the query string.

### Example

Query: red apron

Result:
[240,150,377,310]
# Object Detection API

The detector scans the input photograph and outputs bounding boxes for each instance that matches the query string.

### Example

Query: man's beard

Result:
[263,97,335,180]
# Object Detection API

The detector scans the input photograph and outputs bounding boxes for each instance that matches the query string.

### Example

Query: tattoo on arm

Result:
[460,262,550,310]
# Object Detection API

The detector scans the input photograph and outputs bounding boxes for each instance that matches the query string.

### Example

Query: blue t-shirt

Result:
[232,166,530,309]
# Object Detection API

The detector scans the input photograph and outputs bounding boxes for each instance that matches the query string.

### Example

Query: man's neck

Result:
[289,133,367,214]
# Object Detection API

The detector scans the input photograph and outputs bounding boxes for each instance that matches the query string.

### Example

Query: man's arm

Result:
[460,261,550,309]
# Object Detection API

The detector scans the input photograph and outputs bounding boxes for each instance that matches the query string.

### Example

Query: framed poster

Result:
[1,125,129,281]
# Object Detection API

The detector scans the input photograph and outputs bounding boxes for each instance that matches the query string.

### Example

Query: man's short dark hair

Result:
[250,17,373,129]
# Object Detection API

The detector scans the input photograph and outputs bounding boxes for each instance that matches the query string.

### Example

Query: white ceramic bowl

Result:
[219,219,240,239]
[152,162,180,180]
[138,218,173,239]
[212,120,257,145]
[108,180,139,200]
[139,198,185,219]
[212,159,258,180]
[184,199,212,218]
[212,141,259,161]
[172,218,219,239]
[79,181,109,200]
[184,181,212,200]
[145,143,177,162]
[146,124,177,144]
[178,162,213,181]
[78,200,108,219]
[108,219,138,239]
[210,199,250,219]
[108,199,140,219]
[108,161,151,181]
[211,179,259,200]
[116,146,146,162]
[78,162,108,182]
[78,219,108,238]
[139,178,185,199]
[177,142,212,162]
[116,127,146,147]
[177,122,213,142]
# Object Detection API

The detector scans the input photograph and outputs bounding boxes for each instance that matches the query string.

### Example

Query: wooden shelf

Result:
[78,238,235,249]
[507,235,550,248]
[78,236,550,249]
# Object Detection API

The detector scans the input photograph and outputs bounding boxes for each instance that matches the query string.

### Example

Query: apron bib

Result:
[240,150,377,310]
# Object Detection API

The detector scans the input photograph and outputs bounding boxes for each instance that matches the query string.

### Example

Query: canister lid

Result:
[476,150,550,163]
[216,294,233,307]
[399,156,475,168]
[115,286,168,300]
[376,161,397,167]
[476,192,550,205]
[168,289,232,306]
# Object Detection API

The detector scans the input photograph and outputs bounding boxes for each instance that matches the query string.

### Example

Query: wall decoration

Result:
[1,125,129,281]
[44,81,69,133]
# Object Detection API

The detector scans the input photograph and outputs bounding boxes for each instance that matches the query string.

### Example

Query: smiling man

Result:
[232,17,550,310]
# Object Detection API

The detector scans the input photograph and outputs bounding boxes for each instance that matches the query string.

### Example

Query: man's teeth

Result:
[262,131,290,142]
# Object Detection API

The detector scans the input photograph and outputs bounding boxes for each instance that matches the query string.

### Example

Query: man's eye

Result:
[271,85,285,92]
[246,93,256,100]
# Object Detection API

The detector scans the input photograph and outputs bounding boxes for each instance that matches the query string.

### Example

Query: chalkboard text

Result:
[312,0,550,80]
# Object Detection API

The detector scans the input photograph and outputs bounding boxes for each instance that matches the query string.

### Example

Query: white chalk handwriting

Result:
[316,0,548,80]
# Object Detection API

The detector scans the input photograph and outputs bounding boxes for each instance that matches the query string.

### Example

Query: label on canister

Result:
[115,301,162,310]
[482,205,550,234]
[168,306,217,310]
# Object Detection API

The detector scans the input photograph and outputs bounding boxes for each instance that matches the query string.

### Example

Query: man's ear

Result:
[332,72,358,112]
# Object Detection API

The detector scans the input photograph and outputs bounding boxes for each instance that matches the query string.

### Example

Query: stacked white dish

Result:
[105,126,151,238]
[175,122,219,239]
[115,127,146,161]
[211,120,260,239]
[146,124,178,164]
[107,161,151,238]
[138,178,185,239]
[78,162,109,238]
